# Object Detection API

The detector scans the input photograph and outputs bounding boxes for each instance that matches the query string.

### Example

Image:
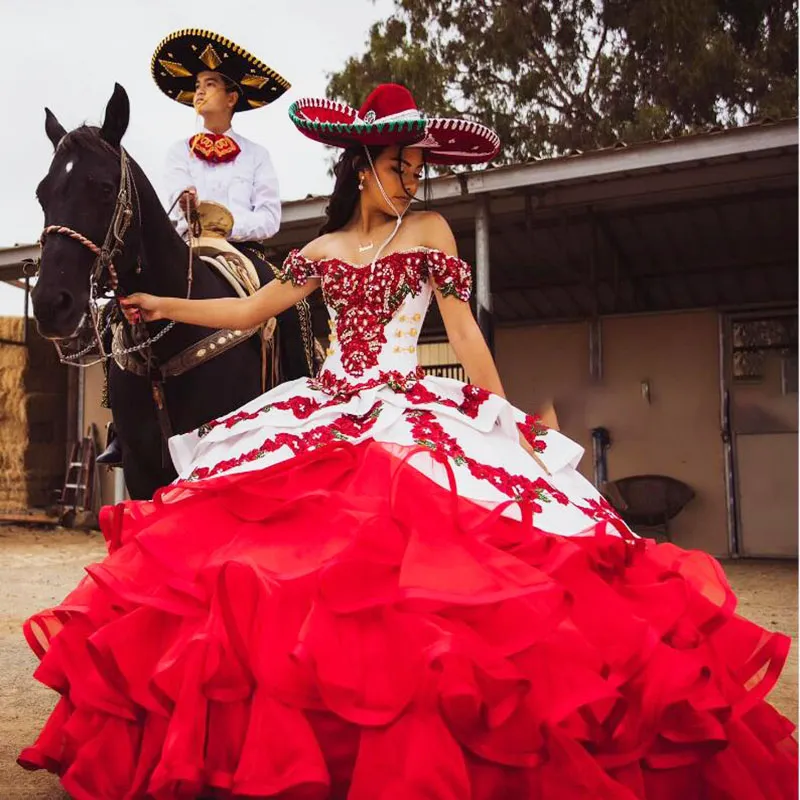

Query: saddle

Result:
[192,201,261,298]
[192,201,324,379]
[112,201,276,383]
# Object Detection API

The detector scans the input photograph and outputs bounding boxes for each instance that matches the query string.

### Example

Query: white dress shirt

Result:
[164,128,281,242]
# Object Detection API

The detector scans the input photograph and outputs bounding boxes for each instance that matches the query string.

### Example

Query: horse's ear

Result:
[100,83,130,148]
[44,108,67,150]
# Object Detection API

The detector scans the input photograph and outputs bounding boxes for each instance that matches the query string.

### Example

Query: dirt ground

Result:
[0,527,797,800]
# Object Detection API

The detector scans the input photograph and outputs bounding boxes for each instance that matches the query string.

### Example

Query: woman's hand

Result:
[119,294,164,324]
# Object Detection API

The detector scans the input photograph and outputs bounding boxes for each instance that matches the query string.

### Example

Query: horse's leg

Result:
[109,365,177,500]
[121,446,174,501]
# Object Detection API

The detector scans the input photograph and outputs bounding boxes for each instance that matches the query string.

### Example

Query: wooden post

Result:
[589,209,603,382]
[475,195,494,353]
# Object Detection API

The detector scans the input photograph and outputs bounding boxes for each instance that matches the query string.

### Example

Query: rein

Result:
[38,144,195,368]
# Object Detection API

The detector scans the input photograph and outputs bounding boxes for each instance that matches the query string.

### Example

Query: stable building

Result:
[1,119,796,557]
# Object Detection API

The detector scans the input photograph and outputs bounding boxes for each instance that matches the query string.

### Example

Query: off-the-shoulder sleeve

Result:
[426,250,473,301]
[277,249,320,287]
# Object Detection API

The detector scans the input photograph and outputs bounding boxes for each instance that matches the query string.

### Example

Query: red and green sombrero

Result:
[289,83,500,165]
[151,29,290,112]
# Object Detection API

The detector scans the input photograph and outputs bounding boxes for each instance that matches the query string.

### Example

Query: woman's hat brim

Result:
[288,98,427,148]
[415,118,501,165]
[288,98,500,164]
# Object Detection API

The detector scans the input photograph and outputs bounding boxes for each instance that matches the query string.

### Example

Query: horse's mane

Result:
[59,125,118,158]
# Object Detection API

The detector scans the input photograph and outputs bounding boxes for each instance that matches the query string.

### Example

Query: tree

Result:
[327,0,798,164]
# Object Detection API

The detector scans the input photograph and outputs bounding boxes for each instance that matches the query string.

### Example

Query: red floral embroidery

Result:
[278,250,319,287]
[320,256,425,377]
[455,384,490,418]
[279,249,473,378]
[427,249,473,301]
[189,402,384,481]
[408,411,467,464]
[517,414,548,453]
[273,396,324,419]
[406,410,568,507]
[197,395,343,439]
[309,366,426,398]
[575,496,621,523]
[405,382,440,405]
[406,382,489,419]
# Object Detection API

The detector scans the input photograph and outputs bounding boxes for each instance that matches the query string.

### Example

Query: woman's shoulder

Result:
[404,210,458,255]
[294,233,343,264]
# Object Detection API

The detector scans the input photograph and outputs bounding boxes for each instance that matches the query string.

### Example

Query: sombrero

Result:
[152,29,290,112]
[289,83,500,164]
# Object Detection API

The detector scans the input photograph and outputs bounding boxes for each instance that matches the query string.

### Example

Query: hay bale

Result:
[0,319,28,510]
[0,318,68,511]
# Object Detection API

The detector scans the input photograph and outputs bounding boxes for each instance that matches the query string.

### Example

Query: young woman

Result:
[20,84,796,799]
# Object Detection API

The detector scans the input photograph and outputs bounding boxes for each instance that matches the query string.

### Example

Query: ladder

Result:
[59,425,98,523]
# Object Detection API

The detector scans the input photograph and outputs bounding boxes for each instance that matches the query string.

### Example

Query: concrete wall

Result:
[73,310,790,557]
[496,311,729,555]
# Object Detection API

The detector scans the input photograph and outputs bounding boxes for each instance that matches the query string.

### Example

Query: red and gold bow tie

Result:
[188,133,241,164]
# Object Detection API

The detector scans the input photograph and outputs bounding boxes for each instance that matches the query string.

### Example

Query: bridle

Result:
[41,142,135,295]
[37,138,190,367]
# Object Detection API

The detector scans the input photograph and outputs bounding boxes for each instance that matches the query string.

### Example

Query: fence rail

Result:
[425,362,467,381]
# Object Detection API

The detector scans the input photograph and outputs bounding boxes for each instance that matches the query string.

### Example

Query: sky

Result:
[0,0,395,315]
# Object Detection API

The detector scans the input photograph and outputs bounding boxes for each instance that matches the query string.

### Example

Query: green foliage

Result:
[327,0,798,163]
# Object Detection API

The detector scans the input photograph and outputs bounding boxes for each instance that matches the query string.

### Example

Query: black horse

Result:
[32,84,313,500]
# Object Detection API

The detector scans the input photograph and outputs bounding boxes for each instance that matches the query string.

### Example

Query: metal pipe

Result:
[719,313,740,557]
[474,195,494,352]
[77,369,86,440]
[24,276,30,346]
[114,467,127,505]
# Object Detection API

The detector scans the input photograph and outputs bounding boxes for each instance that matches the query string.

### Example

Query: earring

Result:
[358,174,365,191]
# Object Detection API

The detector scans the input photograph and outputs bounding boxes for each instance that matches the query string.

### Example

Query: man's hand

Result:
[179,186,198,215]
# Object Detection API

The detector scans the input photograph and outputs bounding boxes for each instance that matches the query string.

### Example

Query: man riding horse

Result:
[99,29,318,464]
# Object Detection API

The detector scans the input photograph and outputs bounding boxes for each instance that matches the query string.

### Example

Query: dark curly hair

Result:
[319,145,429,235]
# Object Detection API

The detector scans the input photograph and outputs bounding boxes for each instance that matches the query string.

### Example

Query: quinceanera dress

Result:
[19,248,797,799]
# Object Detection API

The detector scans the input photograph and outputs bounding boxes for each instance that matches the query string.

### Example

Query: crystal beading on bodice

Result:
[280,247,473,396]
[322,287,430,381]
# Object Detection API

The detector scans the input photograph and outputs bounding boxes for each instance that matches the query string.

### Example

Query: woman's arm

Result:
[120,275,318,330]
[421,213,544,460]
[418,212,506,397]
[438,298,505,398]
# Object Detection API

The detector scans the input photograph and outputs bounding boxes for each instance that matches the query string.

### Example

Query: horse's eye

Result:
[92,179,115,200]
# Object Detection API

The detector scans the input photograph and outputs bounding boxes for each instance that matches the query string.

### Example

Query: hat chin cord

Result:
[363,147,407,268]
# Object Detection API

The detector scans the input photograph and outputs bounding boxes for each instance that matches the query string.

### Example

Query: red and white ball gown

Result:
[19,248,797,799]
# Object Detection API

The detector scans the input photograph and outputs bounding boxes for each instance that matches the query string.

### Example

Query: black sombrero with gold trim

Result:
[151,29,290,112]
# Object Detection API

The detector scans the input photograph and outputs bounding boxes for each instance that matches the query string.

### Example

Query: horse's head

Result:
[32,83,140,339]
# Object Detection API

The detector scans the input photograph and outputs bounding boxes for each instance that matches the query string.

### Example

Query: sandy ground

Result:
[0,526,796,799]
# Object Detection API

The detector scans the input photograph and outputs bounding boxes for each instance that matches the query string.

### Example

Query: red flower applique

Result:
[517,413,549,453]
[189,402,384,481]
